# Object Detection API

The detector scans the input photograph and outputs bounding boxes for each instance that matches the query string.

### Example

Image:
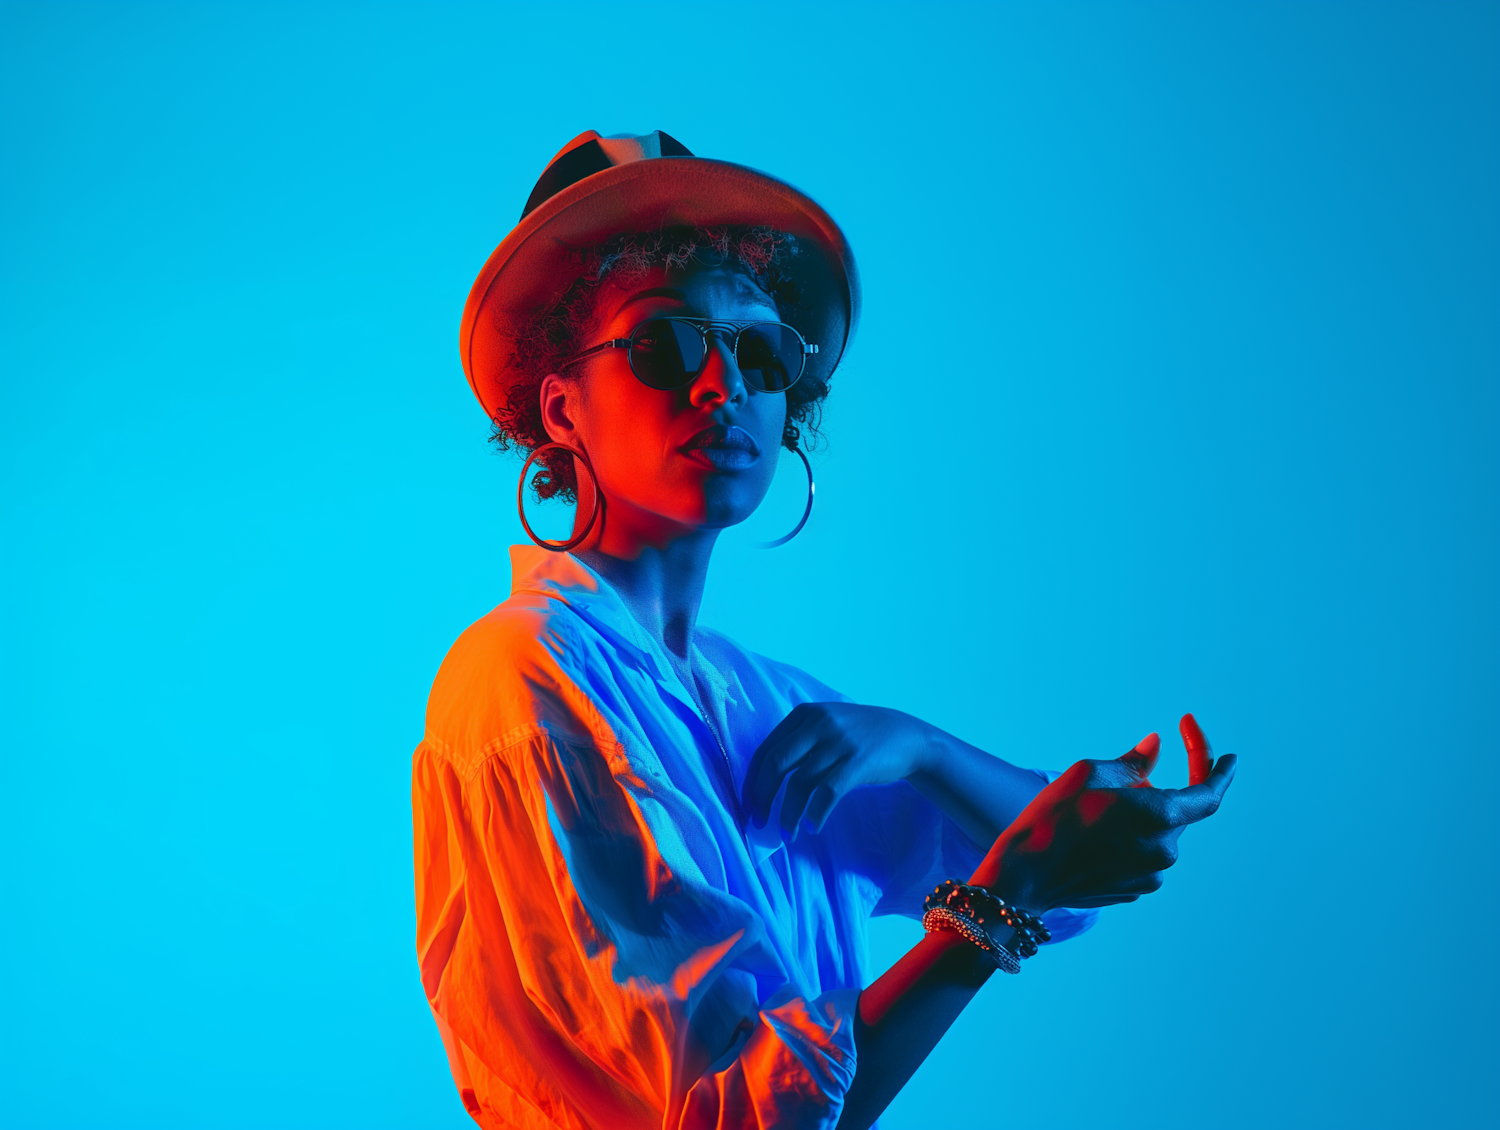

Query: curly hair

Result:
[489,225,829,502]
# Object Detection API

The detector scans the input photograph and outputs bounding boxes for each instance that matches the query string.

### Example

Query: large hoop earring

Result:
[517,442,603,553]
[758,446,815,549]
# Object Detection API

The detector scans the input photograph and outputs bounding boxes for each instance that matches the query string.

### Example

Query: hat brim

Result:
[460,157,860,420]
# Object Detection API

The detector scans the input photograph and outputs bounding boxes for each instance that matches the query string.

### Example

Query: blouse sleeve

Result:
[824,774,1100,943]
[744,648,1099,944]
[413,610,857,1130]
[822,779,990,918]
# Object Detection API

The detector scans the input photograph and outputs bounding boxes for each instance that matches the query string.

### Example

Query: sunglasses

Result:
[560,317,818,393]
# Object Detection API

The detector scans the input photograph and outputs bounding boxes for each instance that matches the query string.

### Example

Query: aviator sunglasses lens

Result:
[628,319,706,390]
[734,323,803,393]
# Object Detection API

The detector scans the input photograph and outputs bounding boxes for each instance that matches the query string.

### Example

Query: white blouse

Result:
[413,546,1094,1129]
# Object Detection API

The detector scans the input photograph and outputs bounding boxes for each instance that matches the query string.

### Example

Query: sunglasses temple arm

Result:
[558,339,630,371]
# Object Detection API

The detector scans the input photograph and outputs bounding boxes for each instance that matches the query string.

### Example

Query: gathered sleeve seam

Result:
[419,725,632,790]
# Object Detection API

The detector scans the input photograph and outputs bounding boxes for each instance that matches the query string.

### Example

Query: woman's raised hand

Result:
[741,702,933,836]
[970,714,1238,911]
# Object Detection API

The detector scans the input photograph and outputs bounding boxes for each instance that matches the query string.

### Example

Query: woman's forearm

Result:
[837,929,996,1130]
[838,728,1046,1127]
[906,723,1047,848]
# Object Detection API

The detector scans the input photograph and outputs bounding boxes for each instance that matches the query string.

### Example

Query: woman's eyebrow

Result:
[617,287,687,311]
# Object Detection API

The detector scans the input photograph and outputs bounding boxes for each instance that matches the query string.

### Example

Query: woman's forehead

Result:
[607,263,777,323]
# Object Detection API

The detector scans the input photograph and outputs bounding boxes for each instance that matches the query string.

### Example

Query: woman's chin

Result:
[697,484,769,530]
[608,476,771,539]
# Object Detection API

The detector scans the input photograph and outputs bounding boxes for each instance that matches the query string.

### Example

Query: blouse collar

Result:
[508,544,710,708]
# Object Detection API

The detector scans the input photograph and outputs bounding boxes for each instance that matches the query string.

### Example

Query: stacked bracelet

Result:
[920,880,1052,974]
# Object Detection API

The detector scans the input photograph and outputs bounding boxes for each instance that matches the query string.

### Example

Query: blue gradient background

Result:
[2,3,1495,1127]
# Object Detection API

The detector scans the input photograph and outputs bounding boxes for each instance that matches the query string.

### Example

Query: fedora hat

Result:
[459,130,860,421]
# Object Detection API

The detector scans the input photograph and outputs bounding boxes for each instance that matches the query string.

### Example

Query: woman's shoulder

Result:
[434,589,575,683]
[421,590,601,769]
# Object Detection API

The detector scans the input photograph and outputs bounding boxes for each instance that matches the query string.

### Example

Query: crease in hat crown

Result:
[520,130,694,220]
[460,129,861,422]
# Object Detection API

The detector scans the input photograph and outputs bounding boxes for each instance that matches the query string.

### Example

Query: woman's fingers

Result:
[741,712,799,818]
[743,708,823,821]
[1162,753,1238,827]
[1117,732,1161,780]
[805,762,860,833]
[1180,713,1214,786]
[1086,734,1160,789]
[777,743,842,836]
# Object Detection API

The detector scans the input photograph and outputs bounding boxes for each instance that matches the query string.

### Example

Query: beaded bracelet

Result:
[922,905,1022,974]
[921,880,1052,974]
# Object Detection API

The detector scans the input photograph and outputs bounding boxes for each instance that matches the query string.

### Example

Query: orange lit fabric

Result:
[413,548,1009,1129]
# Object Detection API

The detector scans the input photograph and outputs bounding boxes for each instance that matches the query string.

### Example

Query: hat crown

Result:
[521,129,693,220]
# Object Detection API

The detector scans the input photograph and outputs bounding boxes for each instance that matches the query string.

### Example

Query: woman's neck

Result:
[576,530,719,661]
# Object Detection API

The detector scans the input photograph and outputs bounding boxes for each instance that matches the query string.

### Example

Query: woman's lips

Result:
[682,425,760,470]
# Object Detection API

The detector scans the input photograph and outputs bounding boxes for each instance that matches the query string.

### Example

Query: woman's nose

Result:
[689,332,747,408]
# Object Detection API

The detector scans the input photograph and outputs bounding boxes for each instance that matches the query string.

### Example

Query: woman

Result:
[413,130,1237,1130]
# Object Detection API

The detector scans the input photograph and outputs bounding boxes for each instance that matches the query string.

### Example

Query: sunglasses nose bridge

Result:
[689,328,748,404]
[682,322,735,371]
[701,323,739,350]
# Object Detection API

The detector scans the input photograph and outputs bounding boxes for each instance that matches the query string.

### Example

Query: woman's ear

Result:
[539,373,579,445]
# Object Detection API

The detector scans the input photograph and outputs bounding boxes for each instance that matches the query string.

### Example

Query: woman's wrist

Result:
[986,870,1048,917]
[968,837,1049,916]
[902,721,1047,850]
